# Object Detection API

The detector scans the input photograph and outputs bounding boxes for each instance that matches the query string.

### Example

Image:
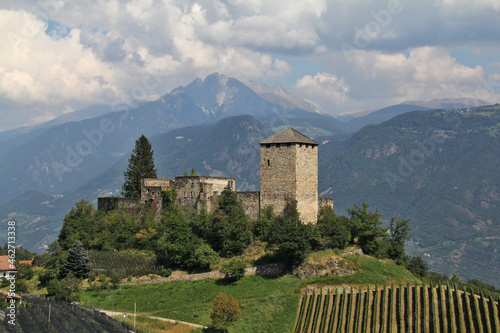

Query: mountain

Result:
[342,98,489,133]
[0,73,339,207]
[245,81,321,114]
[318,104,500,286]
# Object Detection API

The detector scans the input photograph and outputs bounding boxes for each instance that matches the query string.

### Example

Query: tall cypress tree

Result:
[122,134,157,198]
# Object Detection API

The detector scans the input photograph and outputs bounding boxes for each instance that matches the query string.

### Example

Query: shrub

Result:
[110,272,121,288]
[161,268,173,278]
[47,279,61,297]
[15,279,29,293]
[210,292,241,330]
[221,260,246,281]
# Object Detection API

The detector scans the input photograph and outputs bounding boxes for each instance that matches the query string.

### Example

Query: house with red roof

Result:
[0,256,16,279]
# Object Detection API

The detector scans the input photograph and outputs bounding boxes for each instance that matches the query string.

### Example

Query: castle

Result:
[98,127,333,224]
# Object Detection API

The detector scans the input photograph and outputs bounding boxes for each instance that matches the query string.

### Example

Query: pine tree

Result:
[62,240,92,278]
[122,135,157,198]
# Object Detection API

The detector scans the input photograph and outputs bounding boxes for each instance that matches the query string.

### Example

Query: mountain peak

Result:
[244,80,321,114]
[204,72,229,86]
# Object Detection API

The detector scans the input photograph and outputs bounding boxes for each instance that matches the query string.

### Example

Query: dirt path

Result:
[99,309,207,330]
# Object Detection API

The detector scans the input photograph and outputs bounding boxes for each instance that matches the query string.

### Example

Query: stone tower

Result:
[259,127,319,224]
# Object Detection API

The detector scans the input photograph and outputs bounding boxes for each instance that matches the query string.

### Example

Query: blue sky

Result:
[1,0,500,131]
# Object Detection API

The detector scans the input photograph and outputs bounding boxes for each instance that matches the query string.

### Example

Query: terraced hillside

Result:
[294,284,500,333]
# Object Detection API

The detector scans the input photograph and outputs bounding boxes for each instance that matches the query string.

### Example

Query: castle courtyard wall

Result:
[236,191,260,220]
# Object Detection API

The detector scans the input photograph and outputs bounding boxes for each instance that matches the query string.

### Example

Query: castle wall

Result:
[98,197,140,212]
[141,179,174,211]
[174,176,235,213]
[236,191,260,220]
[319,197,334,210]
[260,143,297,217]
[295,144,318,224]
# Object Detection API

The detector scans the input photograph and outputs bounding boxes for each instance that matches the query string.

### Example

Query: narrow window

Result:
[267,159,270,166]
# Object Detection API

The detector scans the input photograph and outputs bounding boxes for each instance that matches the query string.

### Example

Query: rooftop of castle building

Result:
[259,127,318,145]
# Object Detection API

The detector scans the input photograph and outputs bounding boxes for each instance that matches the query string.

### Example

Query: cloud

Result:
[350,47,487,100]
[293,73,352,112]
[1,0,500,130]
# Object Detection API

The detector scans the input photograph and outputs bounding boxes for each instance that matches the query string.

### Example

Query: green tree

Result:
[16,264,34,280]
[267,204,317,266]
[346,203,388,256]
[62,240,92,278]
[317,206,351,250]
[58,273,82,301]
[253,206,275,239]
[210,292,241,331]
[122,134,157,198]
[207,186,252,256]
[186,242,219,271]
[387,218,411,264]
[157,207,194,266]
[58,199,101,250]
[407,256,428,277]
[38,240,68,285]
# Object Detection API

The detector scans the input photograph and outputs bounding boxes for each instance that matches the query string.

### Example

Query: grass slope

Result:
[80,252,417,332]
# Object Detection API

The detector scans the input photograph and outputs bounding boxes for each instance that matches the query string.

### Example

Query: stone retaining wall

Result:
[128,263,286,286]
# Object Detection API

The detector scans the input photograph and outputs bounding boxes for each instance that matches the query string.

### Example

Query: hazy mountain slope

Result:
[245,80,321,114]
[342,98,489,133]
[152,115,271,191]
[319,105,500,286]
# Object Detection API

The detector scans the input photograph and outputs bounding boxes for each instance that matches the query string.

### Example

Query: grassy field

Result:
[80,251,420,332]
[81,275,302,332]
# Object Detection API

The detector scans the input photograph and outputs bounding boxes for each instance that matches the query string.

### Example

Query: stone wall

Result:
[295,144,318,224]
[141,179,174,211]
[97,197,140,212]
[128,263,286,286]
[174,176,235,213]
[236,191,260,220]
[319,197,334,210]
[260,143,298,218]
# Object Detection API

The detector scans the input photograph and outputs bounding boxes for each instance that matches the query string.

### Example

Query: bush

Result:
[161,268,173,278]
[15,279,29,293]
[221,260,246,281]
[47,279,61,297]
[87,271,97,283]
[110,272,121,288]
[16,265,35,280]
[186,243,219,271]
[210,292,241,330]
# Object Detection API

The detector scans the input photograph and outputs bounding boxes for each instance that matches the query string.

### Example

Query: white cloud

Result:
[349,47,487,101]
[294,73,351,111]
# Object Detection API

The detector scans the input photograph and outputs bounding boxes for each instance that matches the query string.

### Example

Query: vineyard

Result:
[294,284,500,333]
[3,297,129,333]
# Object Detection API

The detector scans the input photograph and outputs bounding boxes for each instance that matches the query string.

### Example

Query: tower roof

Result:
[260,127,318,145]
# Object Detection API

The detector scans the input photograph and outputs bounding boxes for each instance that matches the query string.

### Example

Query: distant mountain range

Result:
[0,73,498,286]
